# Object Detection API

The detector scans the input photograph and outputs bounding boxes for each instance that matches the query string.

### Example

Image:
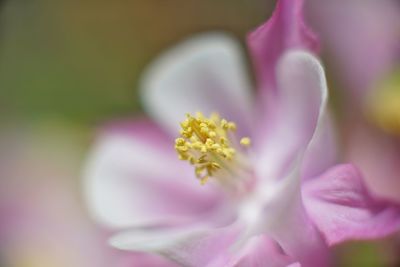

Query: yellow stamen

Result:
[240,137,251,147]
[175,112,251,185]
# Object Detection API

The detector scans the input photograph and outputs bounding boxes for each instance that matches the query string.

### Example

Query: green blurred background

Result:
[0,0,270,124]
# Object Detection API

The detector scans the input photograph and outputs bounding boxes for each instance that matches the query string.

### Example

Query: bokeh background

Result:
[0,1,399,266]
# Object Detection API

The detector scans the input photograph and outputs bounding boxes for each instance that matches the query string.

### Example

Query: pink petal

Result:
[241,51,330,265]
[231,235,299,267]
[247,0,319,102]
[237,160,329,266]
[344,123,400,202]
[140,33,253,137]
[110,223,241,267]
[84,119,230,229]
[306,0,400,99]
[116,253,179,267]
[264,170,329,266]
[255,50,328,181]
[301,113,338,180]
[303,164,400,246]
[0,129,120,267]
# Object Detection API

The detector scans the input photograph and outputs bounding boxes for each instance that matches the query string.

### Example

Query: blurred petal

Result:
[232,235,299,267]
[238,158,328,266]
[140,33,253,137]
[344,123,400,202]
[0,126,120,267]
[111,224,241,267]
[255,50,328,181]
[84,119,228,229]
[303,164,400,246]
[247,0,319,99]
[117,253,179,267]
[306,0,400,99]
[265,164,329,266]
[242,51,330,265]
[301,113,338,180]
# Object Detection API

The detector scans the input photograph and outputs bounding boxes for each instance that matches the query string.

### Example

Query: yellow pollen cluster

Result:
[240,137,251,146]
[175,112,251,185]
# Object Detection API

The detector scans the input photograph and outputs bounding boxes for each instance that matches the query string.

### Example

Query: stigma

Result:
[175,112,251,185]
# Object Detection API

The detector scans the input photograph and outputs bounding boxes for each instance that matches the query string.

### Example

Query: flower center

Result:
[175,112,251,185]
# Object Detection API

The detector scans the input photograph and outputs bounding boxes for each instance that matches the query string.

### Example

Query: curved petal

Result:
[247,0,319,105]
[239,51,330,265]
[231,235,298,267]
[110,223,241,267]
[83,119,230,229]
[238,159,329,266]
[140,33,254,137]
[301,112,338,180]
[303,164,400,246]
[255,50,328,181]
[111,224,300,267]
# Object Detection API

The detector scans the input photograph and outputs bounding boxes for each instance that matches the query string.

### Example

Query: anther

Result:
[175,112,251,185]
[240,137,251,147]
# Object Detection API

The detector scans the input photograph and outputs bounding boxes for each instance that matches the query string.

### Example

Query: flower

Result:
[84,0,400,266]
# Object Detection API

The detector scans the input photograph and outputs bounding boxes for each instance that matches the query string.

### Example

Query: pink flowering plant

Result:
[84,0,400,266]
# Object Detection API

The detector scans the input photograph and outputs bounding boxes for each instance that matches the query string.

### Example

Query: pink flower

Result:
[84,0,400,266]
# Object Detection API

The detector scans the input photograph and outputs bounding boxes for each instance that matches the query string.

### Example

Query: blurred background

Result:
[0,0,399,266]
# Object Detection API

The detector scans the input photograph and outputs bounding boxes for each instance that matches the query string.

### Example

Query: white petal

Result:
[110,227,204,252]
[255,50,328,181]
[140,33,254,136]
[301,112,338,180]
[83,121,225,229]
[239,51,330,265]
[111,224,241,267]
